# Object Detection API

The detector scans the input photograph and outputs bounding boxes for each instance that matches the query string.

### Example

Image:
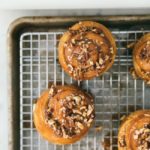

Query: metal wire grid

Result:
[20,29,150,150]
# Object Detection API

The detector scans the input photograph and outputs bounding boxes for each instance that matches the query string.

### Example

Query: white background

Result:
[0,4,150,150]
[0,0,150,9]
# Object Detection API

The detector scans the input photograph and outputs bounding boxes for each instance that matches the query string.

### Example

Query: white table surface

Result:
[0,9,150,150]
[0,0,150,9]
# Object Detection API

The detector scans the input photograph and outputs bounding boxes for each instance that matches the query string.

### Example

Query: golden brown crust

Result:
[58,21,116,80]
[118,110,150,150]
[133,33,150,83]
[33,85,95,145]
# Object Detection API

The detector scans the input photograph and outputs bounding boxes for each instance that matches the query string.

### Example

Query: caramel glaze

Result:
[34,85,95,144]
[133,33,150,83]
[58,21,116,80]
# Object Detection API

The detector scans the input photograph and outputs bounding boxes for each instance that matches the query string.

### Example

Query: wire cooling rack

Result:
[20,29,150,150]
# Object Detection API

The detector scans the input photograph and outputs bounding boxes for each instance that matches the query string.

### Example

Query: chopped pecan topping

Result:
[64,42,67,47]
[68,64,74,73]
[105,55,109,61]
[119,135,126,147]
[87,105,94,116]
[100,33,105,37]
[76,122,84,130]
[99,58,104,65]
[61,126,68,138]
[87,118,93,127]
[48,85,59,100]
[147,41,150,45]
[80,106,87,111]
[49,87,54,95]
[48,119,55,126]
[144,114,150,117]
[73,96,81,105]
[71,39,76,44]
[48,85,56,97]
[110,47,113,52]
[73,109,82,115]
[82,112,87,117]
[130,67,138,79]
[89,60,94,65]
[45,87,95,138]
[100,41,103,45]
[139,43,150,63]
[64,25,114,79]
[96,62,101,69]
[133,123,150,150]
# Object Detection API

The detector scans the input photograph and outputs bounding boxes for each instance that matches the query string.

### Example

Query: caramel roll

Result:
[33,85,95,144]
[118,110,150,150]
[58,21,116,80]
[132,33,150,83]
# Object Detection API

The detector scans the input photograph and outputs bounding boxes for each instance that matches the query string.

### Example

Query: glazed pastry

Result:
[33,85,95,144]
[132,33,150,83]
[118,110,150,150]
[58,21,116,80]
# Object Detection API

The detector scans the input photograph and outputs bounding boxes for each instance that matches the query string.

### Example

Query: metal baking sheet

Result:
[8,16,150,150]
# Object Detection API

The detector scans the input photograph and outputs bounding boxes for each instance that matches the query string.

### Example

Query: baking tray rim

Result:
[7,15,150,150]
